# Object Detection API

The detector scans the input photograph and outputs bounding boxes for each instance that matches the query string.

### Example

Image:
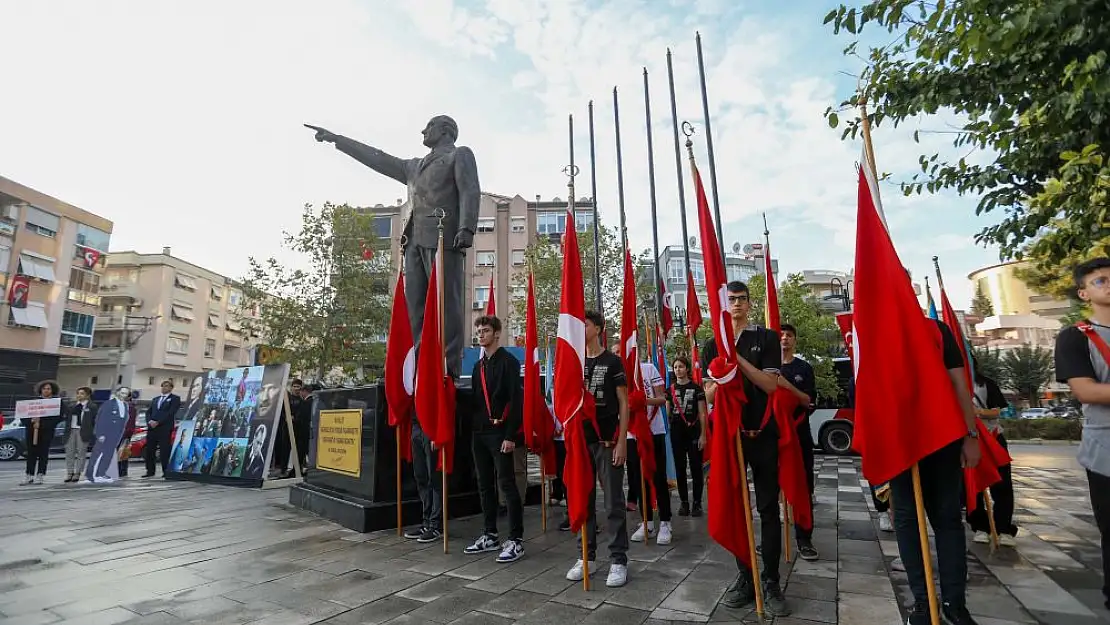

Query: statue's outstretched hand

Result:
[453,229,474,249]
[304,124,337,144]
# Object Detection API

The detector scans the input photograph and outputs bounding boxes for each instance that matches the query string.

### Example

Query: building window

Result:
[174,273,198,291]
[511,249,526,265]
[75,223,111,253]
[17,252,57,282]
[512,286,526,299]
[24,206,59,238]
[68,267,101,306]
[170,305,195,323]
[148,376,156,385]
[475,286,489,306]
[511,217,526,233]
[90,375,98,385]
[204,338,216,357]
[60,310,95,349]
[207,313,220,329]
[210,285,223,300]
[223,345,241,362]
[9,302,49,328]
[226,318,243,332]
[0,244,9,273]
[668,259,685,283]
[575,211,594,232]
[690,261,705,286]
[229,290,241,307]
[477,217,495,233]
[166,333,189,354]
[374,215,392,238]
[476,251,495,267]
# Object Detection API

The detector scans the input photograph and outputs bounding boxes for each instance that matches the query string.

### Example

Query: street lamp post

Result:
[828,277,854,312]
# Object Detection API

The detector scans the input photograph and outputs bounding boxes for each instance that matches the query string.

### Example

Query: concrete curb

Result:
[1006,439,1080,446]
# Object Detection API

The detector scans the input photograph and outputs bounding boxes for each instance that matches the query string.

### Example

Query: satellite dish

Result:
[732,242,742,254]
[742,244,755,255]
[688,236,697,248]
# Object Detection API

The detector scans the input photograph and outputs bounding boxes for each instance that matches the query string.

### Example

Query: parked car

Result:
[1020,407,1053,419]
[0,420,68,461]
[1049,405,1082,419]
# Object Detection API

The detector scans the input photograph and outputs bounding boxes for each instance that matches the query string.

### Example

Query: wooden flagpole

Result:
[436,209,449,555]
[736,432,764,617]
[860,99,939,625]
[984,490,999,552]
[782,494,792,562]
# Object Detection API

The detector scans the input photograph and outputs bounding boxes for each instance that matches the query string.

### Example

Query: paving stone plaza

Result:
[0,447,1105,625]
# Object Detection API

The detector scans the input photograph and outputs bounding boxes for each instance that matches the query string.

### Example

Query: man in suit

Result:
[310,115,480,376]
[143,380,181,478]
[64,386,97,483]
[87,386,131,484]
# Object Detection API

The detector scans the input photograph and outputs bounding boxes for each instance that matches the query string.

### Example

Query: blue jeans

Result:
[890,439,967,608]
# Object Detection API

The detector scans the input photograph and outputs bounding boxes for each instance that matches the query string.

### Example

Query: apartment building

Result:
[56,248,260,399]
[361,193,596,345]
[0,176,113,404]
[967,260,1071,321]
[655,244,773,328]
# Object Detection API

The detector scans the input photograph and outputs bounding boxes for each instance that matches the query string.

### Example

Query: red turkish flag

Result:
[835,312,854,367]
[690,159,750,567]
[8,275,30,309]
[763,241,780,332]
[621,249,655,507]
[937,287,1011,511]
[486,274,496,316]
[553,210,597,533]
[79,246,101,269]
[851,154,967,486]
[414,261,456,472]
[659,278,673,338]
[524,272,556,475]
[686,273,703,335]
[385,271,415,462]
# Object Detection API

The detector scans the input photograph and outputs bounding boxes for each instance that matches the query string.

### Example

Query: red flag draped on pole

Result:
[621,249,655,507]
[486,274,496,316]
[762,238,813,533]
[524,272,557,475]
[385,271,416,461]
[689,157,750,567]
[659,278,674,339]
[686,281,704,384]
[553,210,597,533]
[414,261,457,473]
[851,154,967,486]
[936,286,1010,512]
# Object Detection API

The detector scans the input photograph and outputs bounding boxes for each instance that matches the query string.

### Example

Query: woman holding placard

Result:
[20,381,63,485]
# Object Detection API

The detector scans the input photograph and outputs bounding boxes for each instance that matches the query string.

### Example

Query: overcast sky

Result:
[0,0,1003,308]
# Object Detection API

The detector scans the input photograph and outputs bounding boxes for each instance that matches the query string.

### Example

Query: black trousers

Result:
[966,433,1017,536]
[891,440,967,608]
[671,421,704,507]
[411,420,442,531]
[144,426,172,476]
[273,417,291,472]
[24,427,52,475]
[473,430,523,540]
[551,439,567,501]
[736,431,782,582]
[293,421,311,472]
[627,435,672,523]
[1087,469,1110,603]
[795,419,816,541]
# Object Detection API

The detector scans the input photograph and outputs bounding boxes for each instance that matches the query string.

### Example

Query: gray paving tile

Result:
[316,595,423,624]
[473,589,551,619]
[402,588,498,623]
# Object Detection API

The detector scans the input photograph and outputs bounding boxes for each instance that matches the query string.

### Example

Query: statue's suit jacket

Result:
[332,137,480,250]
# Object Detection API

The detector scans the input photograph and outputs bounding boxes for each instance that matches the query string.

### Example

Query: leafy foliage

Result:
[970,282,994,317]
[970,346,1005,383]
[1014,237,1107,324]
[746,273,844,400]
[1000,344,1055,406]
[823,0,1110,265]
[238,203,393,384]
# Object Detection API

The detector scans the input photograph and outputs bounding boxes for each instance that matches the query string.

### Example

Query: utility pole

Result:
[113,314,158,389]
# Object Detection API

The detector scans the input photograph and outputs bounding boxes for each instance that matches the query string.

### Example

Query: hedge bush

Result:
[1000,418,1082,441]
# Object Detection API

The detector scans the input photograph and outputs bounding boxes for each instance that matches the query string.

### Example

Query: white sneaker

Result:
[93,476,114,484]
[19,475,33,485]
[33,474,44,485]
[879,514,893,532]
[973,531,990,544]
[656,522,673,546]
[999,534,1017,548]
[630,522,655,542]
[566,559,593,581]
[496,539,524,563]
[464,534,501,555]
[891,557,905,572]
[606,563,628,587]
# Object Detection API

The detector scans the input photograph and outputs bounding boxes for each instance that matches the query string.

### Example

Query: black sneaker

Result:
[720,572,755,609]
[464,534,500,554]
[906,603,930,625]
[416,528,443,543]
[678,502,690,516]
[403,526,426,540]
[691,504,703,517]
[559,519,571,532]
[941,602,979,625]
[797,538,819,561]
[762,579,790,617]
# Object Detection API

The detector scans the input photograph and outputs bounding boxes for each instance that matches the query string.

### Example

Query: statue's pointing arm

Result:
[332,135,410,185]
[455,146,480,236]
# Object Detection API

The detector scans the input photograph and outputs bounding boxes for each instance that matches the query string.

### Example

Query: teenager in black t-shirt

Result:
[667,356,707,517]
[565,311,631,589]
[778,323,819,562]
[701,281,788,616]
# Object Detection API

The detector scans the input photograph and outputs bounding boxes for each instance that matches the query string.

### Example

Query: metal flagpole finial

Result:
[682,121,695,150]
[563,164,580,180]
[398,234,409,270]
[762,212,769,237]
[433,207,446,228]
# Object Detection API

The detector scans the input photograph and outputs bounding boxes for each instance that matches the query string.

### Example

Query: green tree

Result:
[823,0,1110,266]
[747,273,843,400]
[1000,345,1054,406]
[970,283,994,317]
[1015,239,1106,322]
[971,346,1005,384]
[238,203,393,384]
